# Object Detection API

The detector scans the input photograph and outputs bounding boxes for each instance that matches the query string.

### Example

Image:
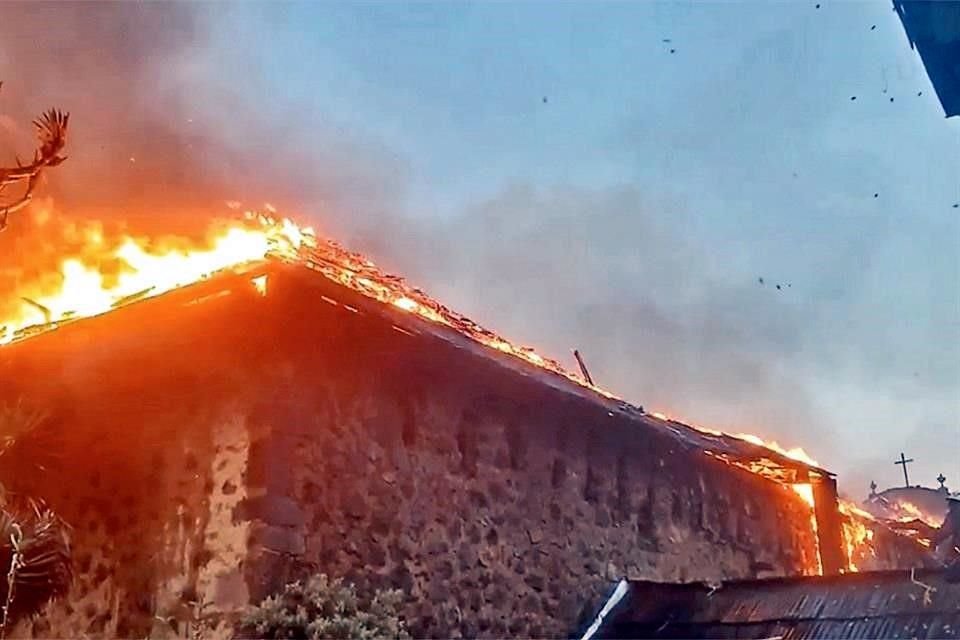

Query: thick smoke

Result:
[0,4,212,226]
[0,3,389,233]
[0,2,397,302]
[0,2,882,475]
[347,183,833,450]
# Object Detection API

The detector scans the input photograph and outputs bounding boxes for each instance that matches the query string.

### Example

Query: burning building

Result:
[0,213,933,637]
[865,481,951,528]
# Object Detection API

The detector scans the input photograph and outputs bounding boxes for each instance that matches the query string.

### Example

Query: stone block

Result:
[235,495,305,527]
[342,491,369,520]
[524,571,546,592]
[248,523,306,555]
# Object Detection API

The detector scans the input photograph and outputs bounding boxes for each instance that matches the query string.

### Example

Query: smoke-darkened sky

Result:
[1,2,957,497]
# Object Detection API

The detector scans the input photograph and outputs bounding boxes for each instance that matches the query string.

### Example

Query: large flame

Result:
[0,212,313,345]
[650,411,820,468]
[731,433,819,468]
[889,500,944,526]
[792,483,823,576]
[838,498,877,572]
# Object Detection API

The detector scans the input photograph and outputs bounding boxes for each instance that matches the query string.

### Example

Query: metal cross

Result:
[895,452,914,487]
[937,473,947,490]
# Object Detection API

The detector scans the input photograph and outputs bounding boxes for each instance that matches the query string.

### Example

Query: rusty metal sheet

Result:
[607,570,960,639]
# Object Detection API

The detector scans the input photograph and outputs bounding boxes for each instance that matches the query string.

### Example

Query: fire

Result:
[838,498,877,572]
[2,207,835,560]
[792,483,815,508]
[733,433,820,468]
[887,499,943,527]
[650,411,820,468]
[791,484,822,575]
[898,501,925,520]
[0,212,312,345]
[0,206,856,577]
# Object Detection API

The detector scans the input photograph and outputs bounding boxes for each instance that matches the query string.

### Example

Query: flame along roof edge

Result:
[0,246,833,481]
[277,253,835,479]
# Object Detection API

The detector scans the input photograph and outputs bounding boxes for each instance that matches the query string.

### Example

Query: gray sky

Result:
[2,2,958,498]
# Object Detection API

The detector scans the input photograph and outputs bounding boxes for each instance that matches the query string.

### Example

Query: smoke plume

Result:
[0,2,844,469]
[2,3,954,491]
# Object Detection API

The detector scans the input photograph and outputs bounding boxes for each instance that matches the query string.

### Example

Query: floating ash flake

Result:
[251,274,268,296]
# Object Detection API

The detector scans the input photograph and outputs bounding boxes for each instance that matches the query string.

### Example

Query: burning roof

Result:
[0,209,829,484]
[866,487,950,528]
[0,208,938,576]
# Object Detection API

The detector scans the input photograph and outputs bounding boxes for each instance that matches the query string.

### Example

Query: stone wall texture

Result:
[0,267,823,638]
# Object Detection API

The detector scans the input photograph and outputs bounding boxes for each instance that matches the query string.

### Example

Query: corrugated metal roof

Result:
[594,568,960,639]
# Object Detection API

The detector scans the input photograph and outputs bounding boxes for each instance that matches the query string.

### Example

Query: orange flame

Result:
[888,499,943,526]
[838,498,877,572]
[791,484,823,576]
[792,483,815,508]
[732,433,820,468]
[650,411,820,468]
[898,501,925,520]
[0,212,312,345]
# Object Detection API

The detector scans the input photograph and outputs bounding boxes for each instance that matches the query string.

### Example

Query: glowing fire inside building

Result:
[0,209,933,579]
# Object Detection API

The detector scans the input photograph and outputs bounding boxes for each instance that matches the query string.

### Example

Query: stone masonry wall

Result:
[0,267,819,638]
[240,269,820,638]
[0,276,267,638]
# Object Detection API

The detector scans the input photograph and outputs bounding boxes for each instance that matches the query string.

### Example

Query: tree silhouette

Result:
[0,81,69,231]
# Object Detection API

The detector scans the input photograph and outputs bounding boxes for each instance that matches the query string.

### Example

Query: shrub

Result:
[0,402,72,632]
[240,574,410,640]
[0,498,72,631]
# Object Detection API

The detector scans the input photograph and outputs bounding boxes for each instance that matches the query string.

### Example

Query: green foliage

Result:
[240,574,410,640]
